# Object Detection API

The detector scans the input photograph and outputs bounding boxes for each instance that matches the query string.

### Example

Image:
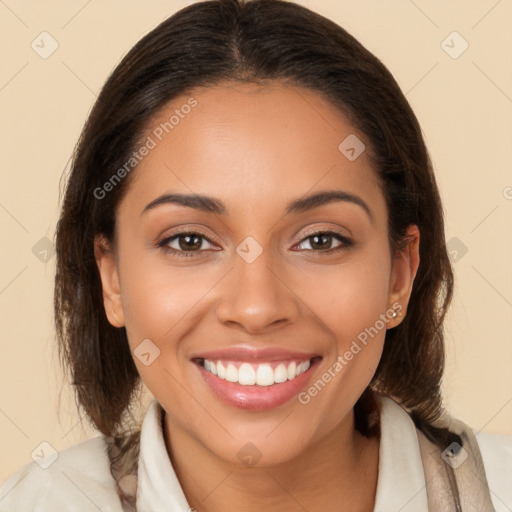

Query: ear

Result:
[386,225,420,329]
[94,234,125,327]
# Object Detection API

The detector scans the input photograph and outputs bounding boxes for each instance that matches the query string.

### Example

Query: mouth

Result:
[193,357,321,386]
[191,355,323,411]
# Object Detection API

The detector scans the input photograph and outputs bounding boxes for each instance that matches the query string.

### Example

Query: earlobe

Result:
[94,234,125,327]
[386,225,420,328]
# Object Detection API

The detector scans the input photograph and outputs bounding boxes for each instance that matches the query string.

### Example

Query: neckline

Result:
[135,395,428,511]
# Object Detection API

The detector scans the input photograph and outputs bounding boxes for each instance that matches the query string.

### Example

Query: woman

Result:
[1,0,510,510]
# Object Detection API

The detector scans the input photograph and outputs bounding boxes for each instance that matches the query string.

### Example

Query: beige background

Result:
[1,0,511,482]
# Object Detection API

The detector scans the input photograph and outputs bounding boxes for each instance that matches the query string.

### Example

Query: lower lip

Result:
[194,359,321,411]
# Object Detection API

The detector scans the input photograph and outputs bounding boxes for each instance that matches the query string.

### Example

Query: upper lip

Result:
[190,346,321,363]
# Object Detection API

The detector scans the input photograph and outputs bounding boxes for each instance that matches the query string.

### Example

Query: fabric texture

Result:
[1,395,510,511]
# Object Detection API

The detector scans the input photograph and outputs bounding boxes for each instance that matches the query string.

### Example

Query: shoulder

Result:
[375,395,512,511]
[0,435,123,512]
[474,429,512,511]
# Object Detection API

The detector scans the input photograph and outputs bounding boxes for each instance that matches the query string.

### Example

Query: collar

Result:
[135,396,430,511]
[372,394,429,511]
[135,400,191,511]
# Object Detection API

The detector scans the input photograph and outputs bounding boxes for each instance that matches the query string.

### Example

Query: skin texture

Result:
[95,81,420,512]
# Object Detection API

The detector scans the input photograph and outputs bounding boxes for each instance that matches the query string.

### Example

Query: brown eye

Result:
[157,231,217,258]
[176,234,204,251]
[295,231,352,254]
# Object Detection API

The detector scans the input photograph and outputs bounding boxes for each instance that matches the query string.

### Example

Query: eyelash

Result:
[156,229,353,259]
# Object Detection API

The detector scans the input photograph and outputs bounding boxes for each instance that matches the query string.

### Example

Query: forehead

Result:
[120,81,384,219]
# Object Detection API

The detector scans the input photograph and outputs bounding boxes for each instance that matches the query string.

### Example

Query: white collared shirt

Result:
[1,396,511,511]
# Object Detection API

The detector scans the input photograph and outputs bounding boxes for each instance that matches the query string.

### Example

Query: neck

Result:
[163,408,380,512]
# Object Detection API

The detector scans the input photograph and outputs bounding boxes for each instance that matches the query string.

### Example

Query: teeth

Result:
[204,359,217,375]
[238,363,255,385]
[217,361,226,379]
[202,358,312,386]
[274,363,288,383]
[256,364,274,386]
[287,362,296,380]
[225,364,238,383]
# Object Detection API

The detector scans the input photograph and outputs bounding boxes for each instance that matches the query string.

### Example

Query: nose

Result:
[215,250,300,334]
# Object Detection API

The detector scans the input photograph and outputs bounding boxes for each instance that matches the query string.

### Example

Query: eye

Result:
[295,230,352,254]
[156,229,353,259]
[157,231,217,258]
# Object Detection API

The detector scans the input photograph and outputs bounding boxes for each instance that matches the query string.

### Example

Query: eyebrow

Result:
[142,189,372,220]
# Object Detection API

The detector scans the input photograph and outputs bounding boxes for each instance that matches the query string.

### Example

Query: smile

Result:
[193,356,322,411]
[200,358,313,386]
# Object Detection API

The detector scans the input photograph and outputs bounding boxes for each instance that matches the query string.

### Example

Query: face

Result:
[96,81,419,467]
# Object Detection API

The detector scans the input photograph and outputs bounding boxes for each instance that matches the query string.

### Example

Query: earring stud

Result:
[391,308,402,319]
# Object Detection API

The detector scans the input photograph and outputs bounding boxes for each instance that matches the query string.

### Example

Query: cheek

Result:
[117,242,217,345]
[294,247,391,341]
[292,245,391,390]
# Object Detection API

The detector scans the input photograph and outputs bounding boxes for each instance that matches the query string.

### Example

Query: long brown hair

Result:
[55,0,457,504]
